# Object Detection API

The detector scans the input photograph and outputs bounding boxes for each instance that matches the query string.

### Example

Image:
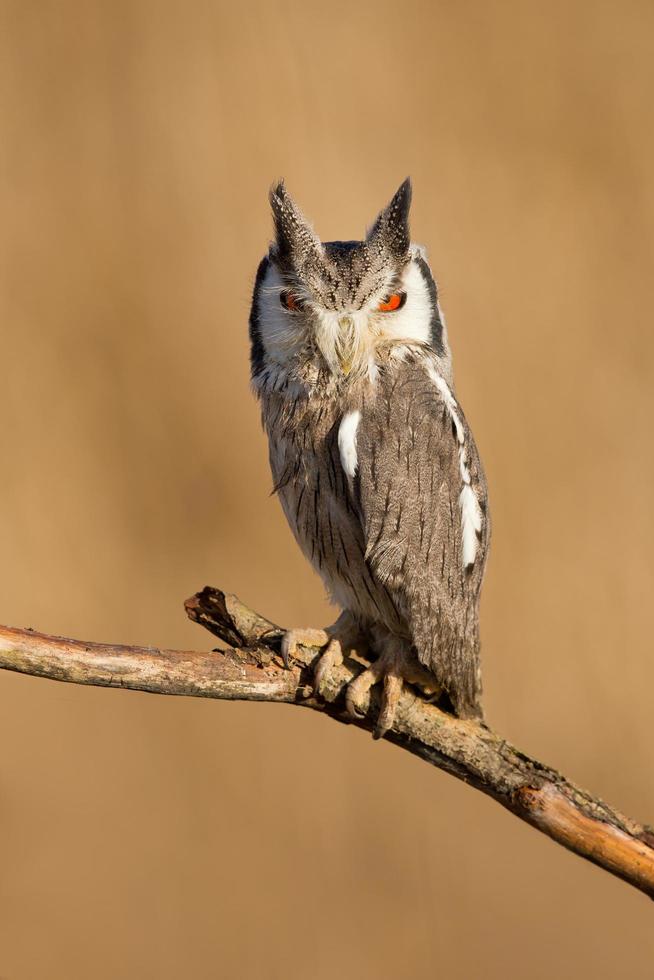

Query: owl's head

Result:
[250,179,451,389]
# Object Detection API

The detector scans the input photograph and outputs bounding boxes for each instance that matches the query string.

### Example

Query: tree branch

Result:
[0,586,652,899]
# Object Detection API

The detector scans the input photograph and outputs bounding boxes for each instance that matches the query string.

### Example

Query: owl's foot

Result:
[345,654,404,739]
[281,627,331,668]
[282,627,345,693]
[346,639,440,740]
[313,637,345,691]
[281,613,367,695]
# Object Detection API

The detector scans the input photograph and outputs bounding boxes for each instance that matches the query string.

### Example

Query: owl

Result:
[249,179,490,737]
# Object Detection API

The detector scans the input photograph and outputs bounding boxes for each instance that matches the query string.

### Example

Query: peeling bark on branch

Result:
[0,586,652,900]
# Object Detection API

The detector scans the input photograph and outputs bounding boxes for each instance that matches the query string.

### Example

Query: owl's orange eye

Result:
[378,292,405,312]
[280,290,301,311]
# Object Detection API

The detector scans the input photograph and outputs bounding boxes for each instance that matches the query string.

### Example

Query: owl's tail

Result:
[436,638,484,721]
[451,687,484,721]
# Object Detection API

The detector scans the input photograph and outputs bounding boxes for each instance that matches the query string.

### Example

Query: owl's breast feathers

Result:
[261,346,490,717]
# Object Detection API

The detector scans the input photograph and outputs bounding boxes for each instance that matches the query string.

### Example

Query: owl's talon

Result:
[345,659,384,720]
[344,687,367,719]
[373,672,403,739]
[314,638,344,694]
[346,662,404,737]
[280,627,330,668]
[345,638,436,738]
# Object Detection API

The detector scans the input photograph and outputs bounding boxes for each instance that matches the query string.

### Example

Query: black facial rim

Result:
[249,255,270,378]
[413,255,445,356]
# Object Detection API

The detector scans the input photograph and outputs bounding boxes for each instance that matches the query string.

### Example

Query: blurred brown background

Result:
[1,1,653,977]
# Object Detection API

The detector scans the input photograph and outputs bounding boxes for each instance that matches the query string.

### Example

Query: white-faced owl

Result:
[249,179,490,737]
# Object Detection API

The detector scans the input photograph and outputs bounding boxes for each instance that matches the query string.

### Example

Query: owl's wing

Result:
[353,354,490,718]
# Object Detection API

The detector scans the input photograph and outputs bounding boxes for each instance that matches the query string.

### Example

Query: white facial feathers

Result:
[427,364,483,568]
[255,263,308,367]
[338,409,361,479]
[375,258,432,346]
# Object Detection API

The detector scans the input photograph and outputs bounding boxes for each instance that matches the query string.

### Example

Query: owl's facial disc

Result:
[254,250,445,378]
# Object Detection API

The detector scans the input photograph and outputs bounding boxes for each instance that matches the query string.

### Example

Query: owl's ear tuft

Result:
[269,180,322,269]
[367,177,412,259]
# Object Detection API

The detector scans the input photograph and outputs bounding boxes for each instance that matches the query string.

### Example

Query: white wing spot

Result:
[427,364,482,568]
[338,409,362,479]
[429,370,464,444]
[460,484,483,568]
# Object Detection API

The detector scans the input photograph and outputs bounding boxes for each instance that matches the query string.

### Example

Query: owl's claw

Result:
[345,657,386,720]
[346,641,442,739]
[314,638,344,692]
[375,672,404,738]
[282,614,366,700]
[346,660,405,738]
[280,628,330,668]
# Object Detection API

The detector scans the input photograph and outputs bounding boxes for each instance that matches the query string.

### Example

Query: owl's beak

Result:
[337,314,356,376]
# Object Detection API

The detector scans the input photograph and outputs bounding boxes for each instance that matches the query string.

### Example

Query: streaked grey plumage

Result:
[249,179,490,731]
